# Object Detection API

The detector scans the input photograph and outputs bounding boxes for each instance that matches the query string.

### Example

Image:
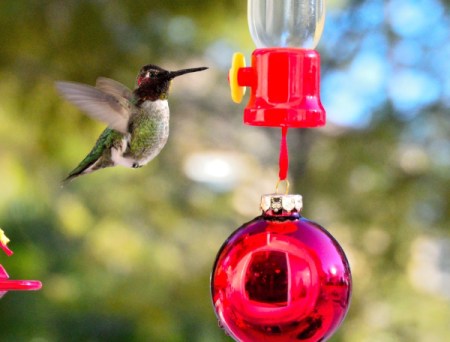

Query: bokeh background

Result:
[0,0,449,341]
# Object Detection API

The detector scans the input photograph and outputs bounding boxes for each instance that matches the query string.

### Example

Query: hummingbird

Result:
[56,64,208,183]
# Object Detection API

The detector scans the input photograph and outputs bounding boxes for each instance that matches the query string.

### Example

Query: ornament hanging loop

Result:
[275,179,289,195]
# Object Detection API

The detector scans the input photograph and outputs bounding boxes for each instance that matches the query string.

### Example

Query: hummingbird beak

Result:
[168,67,208,79]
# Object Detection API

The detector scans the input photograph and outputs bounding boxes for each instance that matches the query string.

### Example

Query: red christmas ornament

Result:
[211,194,351,341]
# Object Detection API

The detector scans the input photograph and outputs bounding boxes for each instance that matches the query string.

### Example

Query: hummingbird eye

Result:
[137,71,152,86]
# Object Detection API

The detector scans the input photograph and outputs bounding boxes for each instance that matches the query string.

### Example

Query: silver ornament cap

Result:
[260,194,303,214]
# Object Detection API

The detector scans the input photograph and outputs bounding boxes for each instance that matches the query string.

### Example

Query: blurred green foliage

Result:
[0,0,449,341]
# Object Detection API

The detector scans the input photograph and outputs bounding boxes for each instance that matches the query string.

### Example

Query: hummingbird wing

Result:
[95,77,133,101]
[55,81,133,134]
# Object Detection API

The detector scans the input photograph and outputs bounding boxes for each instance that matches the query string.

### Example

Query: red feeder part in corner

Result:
[0,265,42,298]
[0,233,42,298]
[229,48,326,128]
[211,194,351,342]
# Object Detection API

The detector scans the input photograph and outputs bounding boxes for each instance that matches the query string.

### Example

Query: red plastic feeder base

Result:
[238,48,326,128]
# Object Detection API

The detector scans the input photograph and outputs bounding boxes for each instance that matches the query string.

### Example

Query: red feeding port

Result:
[0,232,42,298]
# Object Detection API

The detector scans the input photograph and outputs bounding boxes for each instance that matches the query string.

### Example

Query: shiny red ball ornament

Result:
[211,194,351,341]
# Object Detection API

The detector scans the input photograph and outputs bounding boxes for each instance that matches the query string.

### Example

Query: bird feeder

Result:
[211,1,352,341]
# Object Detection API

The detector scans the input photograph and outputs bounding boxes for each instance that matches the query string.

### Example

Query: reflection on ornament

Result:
[211,194,351,341]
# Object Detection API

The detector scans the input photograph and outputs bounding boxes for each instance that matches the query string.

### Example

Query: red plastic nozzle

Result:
[0,232,42,298]
[0,264,42,298]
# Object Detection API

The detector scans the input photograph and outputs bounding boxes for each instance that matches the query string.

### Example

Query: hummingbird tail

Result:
[60,169,88,186]
[61,172,82,186]
[61,154,117,185]
[61,158,98,185]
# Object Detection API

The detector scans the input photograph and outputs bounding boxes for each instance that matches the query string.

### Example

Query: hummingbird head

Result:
[135,64,208,101]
